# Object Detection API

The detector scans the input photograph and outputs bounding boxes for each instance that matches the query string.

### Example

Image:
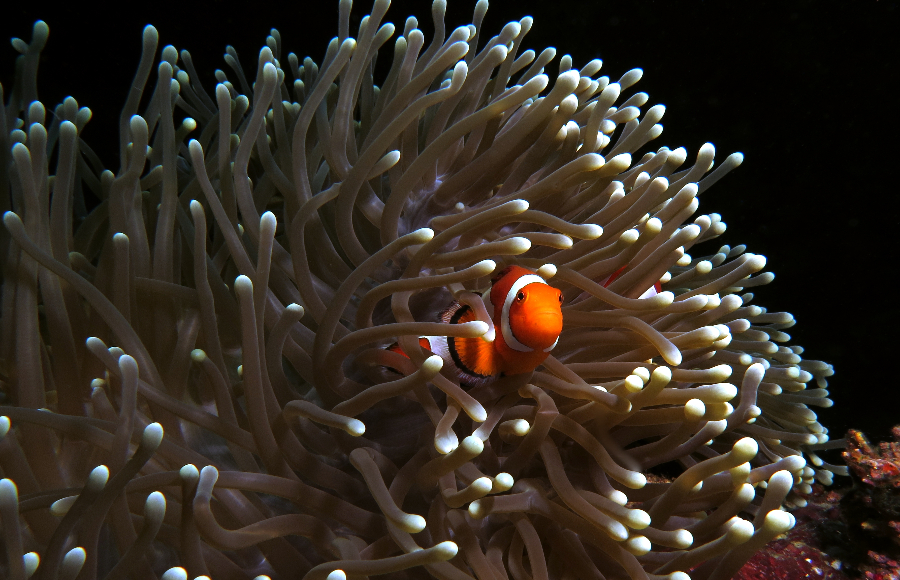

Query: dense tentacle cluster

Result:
[0,2,841,579]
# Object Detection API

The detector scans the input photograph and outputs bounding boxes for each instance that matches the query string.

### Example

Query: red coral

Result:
[736,426,900,579]
[736,485,850,580]
[838,427,900,578]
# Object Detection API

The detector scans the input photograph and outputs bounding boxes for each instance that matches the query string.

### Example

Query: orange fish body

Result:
[601,264,662,297]
[390,266,564,385]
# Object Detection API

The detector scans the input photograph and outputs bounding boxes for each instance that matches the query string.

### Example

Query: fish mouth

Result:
[512,308,563,350]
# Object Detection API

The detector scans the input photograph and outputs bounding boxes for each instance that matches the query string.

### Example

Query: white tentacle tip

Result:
[468,500,486,519]
[410,228,434,243]
[625,471,647,489]
[507,237,532,254]
[506,199,529,213]
[625,535,651,555]
[179,464,200,482]
[3,211,22,227]
[492,473,514,493]
[422,355,444,374]
[23,552,40,578]
[61,547,86,572]
[142,422,164,448]
[464,321,490,337]
[764,510,795,533]
[732,437,759,461]
[345,419,366,436]
[0,478,18,504]
[260,211,277,229]
[662,350,682,367]
[145,491,166,517]
[161,567,188,580]
[234,274,253,293]
[398,513,426,533]
[435,437,457,455]
[432,541,459,560]
[475,259,496,273]
[86,465,110,491]
[627,509,651,530]
[747,254,767,270]
[461,435,485,455]
[537,264,557,279]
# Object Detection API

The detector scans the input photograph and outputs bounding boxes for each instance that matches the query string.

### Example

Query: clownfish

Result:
[601,264,662,298]
[390,266,564,386]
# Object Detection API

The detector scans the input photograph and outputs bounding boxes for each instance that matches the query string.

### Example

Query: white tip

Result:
[468,500,486,519]
[505,199,529,213]
[260,211,277,230]
[684,399,705,420]
[463,321,490,337]
[161,568,188,580]
[145,491,166,519]
[493,472,514,492]
[234,274,253,293]
[711,383,738,402]
[461,435,485,456]
[627,509,651,529]
[86,465,110,492]
[625,471,647,489]
[23,552,39,578]
[474,259,497,275]
[399,513,426,533]
[747,254,767,270]
[410,228,434,243]
[727,517,755,541]
[671,529,693,549]
[179,464,200,481]
[732,437,759,461]
[346,418,366,436]
[142,422,164,449]
[61,547,86,572]
[625,535,651,555]
[422,355,444,374]
[471,477,493,494]
[506,237,532,254]
[763,510,794,533]
[580,224,603,239]
[0,479,18,505]
[432,541,459,560]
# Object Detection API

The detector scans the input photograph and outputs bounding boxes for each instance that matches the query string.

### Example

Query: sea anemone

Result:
[0,2,842,579]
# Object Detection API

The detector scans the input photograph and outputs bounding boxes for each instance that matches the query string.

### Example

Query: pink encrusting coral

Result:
[0,1,842,578]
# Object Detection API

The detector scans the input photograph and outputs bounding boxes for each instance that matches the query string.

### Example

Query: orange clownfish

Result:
[390,266,564,386]
[601,264,662,298]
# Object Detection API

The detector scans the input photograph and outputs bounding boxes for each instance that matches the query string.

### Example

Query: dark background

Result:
[2,1,897,440]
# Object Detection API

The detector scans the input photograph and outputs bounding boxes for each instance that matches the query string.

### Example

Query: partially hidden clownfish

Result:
[600,264,662,298]
[390,265,564,386]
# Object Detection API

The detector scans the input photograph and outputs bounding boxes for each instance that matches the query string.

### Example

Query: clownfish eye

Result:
[516,291,526,301]
[558,292,564,303]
